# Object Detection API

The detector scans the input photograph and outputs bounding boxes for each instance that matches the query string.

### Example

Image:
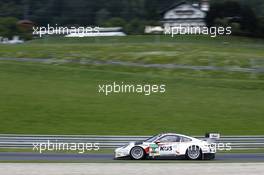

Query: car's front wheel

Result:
[130,146,146,160]
[186,145,201,160]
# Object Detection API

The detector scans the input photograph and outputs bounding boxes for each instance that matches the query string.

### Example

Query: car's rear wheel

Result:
[186,145,201,160]
[130,146,146,160]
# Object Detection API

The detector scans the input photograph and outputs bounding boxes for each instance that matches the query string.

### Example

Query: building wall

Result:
[162,4,206,29]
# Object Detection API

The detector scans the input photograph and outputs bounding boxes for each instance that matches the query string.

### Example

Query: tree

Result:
[103,17,126,27]
[206,1,259,36]
[0,17,31,39]
[125,18,145,34]
[95,9,110,26]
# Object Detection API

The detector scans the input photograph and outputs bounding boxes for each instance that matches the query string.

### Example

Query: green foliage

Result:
[257,17,264,37]
[0,17,32,40]
[0,0,264,35]
[103,18,160,34]
[0,17,18,37]
[206,1,259,36]
[103,17,126,27]
[95,9,111,26]
[230,22,241,34]
[0,0,23,18]
[0,17,20,38]
[124,19,146,34]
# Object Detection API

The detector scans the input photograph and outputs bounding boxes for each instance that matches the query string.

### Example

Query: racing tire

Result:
[185,145,202,160]
[130,146,146,160]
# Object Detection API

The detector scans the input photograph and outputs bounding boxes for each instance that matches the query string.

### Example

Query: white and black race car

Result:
[115,133,217,160]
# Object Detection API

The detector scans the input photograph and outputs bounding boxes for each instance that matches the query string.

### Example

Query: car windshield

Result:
[144,134,160,142]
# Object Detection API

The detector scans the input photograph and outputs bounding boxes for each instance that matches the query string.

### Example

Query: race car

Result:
[115,133,217,160]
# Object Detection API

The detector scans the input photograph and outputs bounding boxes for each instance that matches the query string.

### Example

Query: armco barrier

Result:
[0,134,263,150]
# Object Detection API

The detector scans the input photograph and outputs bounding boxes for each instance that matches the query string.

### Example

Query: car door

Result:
[157,135,181,156]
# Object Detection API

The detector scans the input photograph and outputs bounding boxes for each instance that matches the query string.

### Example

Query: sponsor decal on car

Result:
[160,146,172,151]
[149,144,159,157]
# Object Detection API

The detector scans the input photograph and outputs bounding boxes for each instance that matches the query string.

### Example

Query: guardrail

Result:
[0,134,263,150]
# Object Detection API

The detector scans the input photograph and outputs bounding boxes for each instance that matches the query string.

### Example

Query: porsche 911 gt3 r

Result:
[115,133,217,160]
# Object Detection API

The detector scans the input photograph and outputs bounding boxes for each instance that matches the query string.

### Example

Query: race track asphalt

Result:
[0,153,264,162]
[2,163,264,175]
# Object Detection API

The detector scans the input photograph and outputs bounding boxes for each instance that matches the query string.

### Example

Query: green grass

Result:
[0,35,264,68]
[0,35,263,135]
[0,60,263,135]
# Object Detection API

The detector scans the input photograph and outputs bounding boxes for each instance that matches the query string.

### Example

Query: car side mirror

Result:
[155,140,161,144]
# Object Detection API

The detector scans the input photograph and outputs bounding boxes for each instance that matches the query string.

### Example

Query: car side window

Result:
[181,137,192,142]
[159,135,180,142]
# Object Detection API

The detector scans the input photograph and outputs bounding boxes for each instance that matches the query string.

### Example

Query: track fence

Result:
[0,134,263,150]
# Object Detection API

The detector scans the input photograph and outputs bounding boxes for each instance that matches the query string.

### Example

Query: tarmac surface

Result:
[1,163,264,175]
[0,152,264,162]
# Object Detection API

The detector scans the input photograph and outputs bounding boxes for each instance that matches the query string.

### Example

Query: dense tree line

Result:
[0,0,263,38]
[207,0,263,37]
[0,0,177,25]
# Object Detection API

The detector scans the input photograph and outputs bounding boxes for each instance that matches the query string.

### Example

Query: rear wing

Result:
[205,133,220,143]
